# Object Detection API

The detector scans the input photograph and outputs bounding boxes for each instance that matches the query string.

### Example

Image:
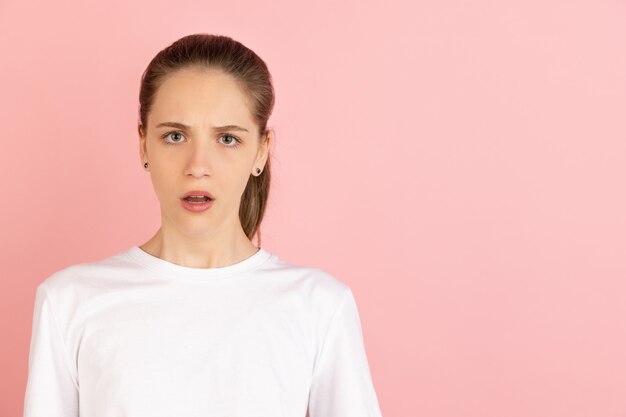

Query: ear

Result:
[255,129,273,170]
[138,124,148,164]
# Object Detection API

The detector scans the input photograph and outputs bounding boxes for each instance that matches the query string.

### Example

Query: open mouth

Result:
[182,196,213,203]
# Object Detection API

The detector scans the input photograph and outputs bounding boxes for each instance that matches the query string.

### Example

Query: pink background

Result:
[2,1,626,416]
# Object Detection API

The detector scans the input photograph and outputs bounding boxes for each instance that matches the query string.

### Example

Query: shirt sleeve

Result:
[307,288,383,417]
[23,283,79,417]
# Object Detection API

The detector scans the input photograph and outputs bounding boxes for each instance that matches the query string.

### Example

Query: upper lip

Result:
[181,190,215,200]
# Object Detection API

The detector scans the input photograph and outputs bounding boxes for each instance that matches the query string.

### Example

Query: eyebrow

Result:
[155,121,249,133]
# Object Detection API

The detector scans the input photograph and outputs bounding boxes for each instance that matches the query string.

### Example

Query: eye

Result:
[159,131,241,148]
[160,131,185,145]
[219,134,242,148]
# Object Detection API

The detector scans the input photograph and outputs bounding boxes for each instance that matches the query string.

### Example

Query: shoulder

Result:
[264,253,352,308]
[36,247,135,302]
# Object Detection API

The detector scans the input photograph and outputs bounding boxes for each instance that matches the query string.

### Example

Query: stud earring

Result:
[144,162,149,169]
[255,168,261,175]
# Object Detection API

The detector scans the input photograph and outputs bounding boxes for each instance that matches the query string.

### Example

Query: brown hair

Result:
[137,33,275,247]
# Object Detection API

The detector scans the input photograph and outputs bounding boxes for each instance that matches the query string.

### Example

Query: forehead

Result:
[149,67,255,128]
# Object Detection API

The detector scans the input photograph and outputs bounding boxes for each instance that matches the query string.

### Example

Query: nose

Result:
[183,138,213,178]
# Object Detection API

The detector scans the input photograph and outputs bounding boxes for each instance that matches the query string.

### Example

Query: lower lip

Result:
[180,198,214,212]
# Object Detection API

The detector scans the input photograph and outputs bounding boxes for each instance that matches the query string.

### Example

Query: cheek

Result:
[150,167,178,196]
[148,152,252,198]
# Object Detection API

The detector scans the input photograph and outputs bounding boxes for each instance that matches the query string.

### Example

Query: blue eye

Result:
[219,134,242,148]
[161,131,185,145]
[159,131,241,149]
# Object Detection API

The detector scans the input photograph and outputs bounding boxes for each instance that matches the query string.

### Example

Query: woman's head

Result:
[137,34,274,246]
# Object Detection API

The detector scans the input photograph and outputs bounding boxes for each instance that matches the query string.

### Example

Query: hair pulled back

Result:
[138,33,275,246]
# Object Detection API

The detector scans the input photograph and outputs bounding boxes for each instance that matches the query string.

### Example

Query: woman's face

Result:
[138,66,270,238]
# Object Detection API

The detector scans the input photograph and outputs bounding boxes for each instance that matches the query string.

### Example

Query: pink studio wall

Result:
[1,1,625,416]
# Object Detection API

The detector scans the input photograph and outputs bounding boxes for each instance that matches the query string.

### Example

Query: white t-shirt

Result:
[23,245,383,417]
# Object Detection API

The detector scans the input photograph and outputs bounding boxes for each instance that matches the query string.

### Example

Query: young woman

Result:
[23,33,383,417]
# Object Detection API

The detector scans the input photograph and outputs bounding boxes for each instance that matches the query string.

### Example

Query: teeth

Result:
[185,195,210,203]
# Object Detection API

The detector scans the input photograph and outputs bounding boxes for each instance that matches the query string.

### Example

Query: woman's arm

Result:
[307,288,383,417]
[23,283,79,417]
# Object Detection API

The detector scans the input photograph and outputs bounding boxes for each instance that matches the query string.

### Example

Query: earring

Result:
[255,168,261,175]
[144,162,149,169]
